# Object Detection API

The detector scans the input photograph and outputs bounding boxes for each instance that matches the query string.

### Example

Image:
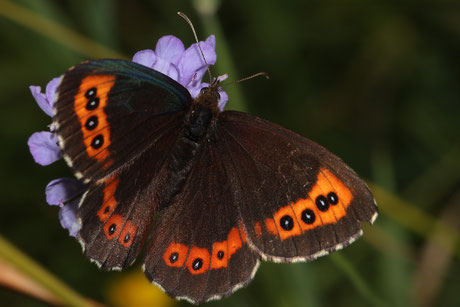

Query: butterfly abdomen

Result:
[156,95,221,209]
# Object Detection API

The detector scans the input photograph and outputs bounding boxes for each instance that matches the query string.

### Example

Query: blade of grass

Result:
[368,182,460,257]
[372,148,411,306]
[0,235,96,307]
[411,189,460,307]
[0,258,62,306]
[362,223,414,262]
[0,0,125,59]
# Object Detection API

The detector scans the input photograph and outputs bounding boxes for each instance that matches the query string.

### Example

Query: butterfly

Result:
[51,56,378,304]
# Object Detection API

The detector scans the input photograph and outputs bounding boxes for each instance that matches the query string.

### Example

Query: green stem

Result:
[0,0,125,59]
[0,234,93,307]
[193,0,249,112]
[368,182,460,258]
[330,253,388,307]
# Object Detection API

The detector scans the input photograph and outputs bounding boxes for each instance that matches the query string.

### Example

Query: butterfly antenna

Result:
[177,12,213,82]
[222,72,270,88]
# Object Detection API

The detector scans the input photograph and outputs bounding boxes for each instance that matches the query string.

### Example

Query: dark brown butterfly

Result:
[52,58,377,304]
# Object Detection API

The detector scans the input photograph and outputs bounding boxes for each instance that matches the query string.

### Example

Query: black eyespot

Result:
[217,251,224,260]
[85,116,98,130]
[103,206,110,213]
[86,97,100,110]
[328,192,339,205]
[280,215,294,231]
[91,135,104,149]
[192,258,203,271]
[200,87,209,95]
[123,233,131,243]
[301,209,316,224]
[169,252,178,263]
[85,87,97,99]
[108,224,116,235]
[316,195,329,212]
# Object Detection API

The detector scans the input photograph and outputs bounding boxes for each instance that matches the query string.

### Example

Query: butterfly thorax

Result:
[184,84,220,142]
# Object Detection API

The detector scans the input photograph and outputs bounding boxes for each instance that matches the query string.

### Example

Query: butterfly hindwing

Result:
[143,142,260,304]
[217,111,378,262]
[53,59,192,182]
[77,113,186,269]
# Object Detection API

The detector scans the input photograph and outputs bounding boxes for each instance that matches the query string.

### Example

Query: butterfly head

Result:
[194,79,222,113]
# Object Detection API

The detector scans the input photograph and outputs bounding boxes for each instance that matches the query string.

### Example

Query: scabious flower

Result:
[133,35,228,110]
[29,35,227,237]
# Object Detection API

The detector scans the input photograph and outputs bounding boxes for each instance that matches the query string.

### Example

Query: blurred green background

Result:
[1,0,459,306]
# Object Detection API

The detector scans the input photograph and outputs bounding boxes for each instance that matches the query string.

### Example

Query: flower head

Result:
[133,35,228,110]
[29,34,227,236]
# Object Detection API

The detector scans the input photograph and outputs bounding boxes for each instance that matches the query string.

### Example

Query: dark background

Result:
[1,0,459,306]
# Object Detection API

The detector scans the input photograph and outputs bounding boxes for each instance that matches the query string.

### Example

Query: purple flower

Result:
[59,202,81,237]
[30,34,227,236]
[46,178,86,237]
[133,35,228,110]
[29,76,85,236]
[28,77,62,166]
[29,77,61,117]
[28,131,61,166]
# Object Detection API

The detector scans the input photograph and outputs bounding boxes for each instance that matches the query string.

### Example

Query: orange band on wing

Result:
[264,218,278,235]
[227,227,243,257]
[263,167,354,240]
[97,176,120,222]
[186,247,211,275]
[163,243,189,268]
[74,75,116,167]
[163,226,249,274]
[103,214,123,240]
[254,222,263,237]
[118,221,137,248]
[239,224,248,243]
[210,241,228,269]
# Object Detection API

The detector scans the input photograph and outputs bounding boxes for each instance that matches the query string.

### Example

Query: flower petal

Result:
[217,89,228,111]
[46,178,86,206]
[45,77,61,109]
[30,86,53,117]
[187,82,202,99]
[216,74,228,83]
[152,57,179,81]
[178,35,217,87]
[155,35,185,65]
[132,49,157,68]
[59,201,82,237]
[28,132,62,165]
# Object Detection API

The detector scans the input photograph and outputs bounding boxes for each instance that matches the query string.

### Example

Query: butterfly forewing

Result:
[53,59,192,182]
